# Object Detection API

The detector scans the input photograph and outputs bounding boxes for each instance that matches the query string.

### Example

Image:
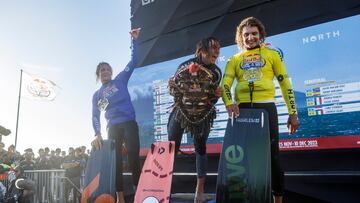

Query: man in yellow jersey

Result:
[221,17,299,203]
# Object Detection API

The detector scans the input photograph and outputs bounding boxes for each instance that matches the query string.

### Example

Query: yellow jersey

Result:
[221,46,297,115]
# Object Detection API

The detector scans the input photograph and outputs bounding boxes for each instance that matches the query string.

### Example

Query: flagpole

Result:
[15,69,23,150]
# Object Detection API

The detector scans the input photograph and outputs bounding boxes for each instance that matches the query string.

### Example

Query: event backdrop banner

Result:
[129,14,360,154]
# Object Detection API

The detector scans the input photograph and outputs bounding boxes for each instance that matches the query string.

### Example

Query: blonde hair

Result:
[235,17,266,49]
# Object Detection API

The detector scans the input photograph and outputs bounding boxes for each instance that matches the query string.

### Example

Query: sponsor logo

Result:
[225,145,247,200]
[302,30,340,44]
[153,158,163,171]
[240,54,265,82]
[274,47,284,61]
[240,54,266,69]
[27,78,53,98]
[241,60,265,70]
[277,74,284,82]
[236,117,260,123]
[224,84,232,100]
[103,84,119,98]
[243,68,262,82]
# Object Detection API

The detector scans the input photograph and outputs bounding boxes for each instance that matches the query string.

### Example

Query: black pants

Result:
[238,102,284,196]
[108,121,141,192]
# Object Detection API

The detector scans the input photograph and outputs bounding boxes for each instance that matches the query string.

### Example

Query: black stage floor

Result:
[125,191,330,203]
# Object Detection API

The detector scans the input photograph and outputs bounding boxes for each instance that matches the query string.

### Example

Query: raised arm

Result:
[114,28,141,82]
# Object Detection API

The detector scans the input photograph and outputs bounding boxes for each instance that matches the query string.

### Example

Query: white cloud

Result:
[129,82,153,101]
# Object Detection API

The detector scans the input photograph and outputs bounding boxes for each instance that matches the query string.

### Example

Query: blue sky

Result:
[0,1,132,153]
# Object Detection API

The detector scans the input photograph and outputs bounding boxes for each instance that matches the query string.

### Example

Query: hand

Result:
[91,134,103,150]
[287,114,299,134]
[226,104,240,118]
[130,28,141,40]
[215,87,222,97]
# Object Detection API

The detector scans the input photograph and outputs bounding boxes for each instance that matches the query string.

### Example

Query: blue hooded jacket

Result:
[92,41,137,135]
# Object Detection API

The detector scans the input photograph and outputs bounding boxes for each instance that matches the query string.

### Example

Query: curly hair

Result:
[235,17,266,49]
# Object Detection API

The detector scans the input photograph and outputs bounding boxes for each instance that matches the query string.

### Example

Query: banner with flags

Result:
[21,71,58,101]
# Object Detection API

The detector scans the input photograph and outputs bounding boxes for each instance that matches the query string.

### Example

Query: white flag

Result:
[21,71,58,101]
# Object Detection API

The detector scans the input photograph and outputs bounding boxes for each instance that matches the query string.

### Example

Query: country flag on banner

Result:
[315,97,323,105]
[21,71,59,101]
[307,108,324,116]
[316,109,324,115]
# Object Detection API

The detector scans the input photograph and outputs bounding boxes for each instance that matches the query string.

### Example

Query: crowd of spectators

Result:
[0,143,89,172]
[0,143,90,201]
[0,143,90,202]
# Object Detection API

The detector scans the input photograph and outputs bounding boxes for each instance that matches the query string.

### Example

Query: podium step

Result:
[171,193,215,203]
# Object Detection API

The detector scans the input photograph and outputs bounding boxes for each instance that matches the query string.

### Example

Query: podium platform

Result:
[171,193,215,203]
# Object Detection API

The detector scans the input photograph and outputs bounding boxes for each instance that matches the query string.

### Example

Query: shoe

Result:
[194,193,206,203]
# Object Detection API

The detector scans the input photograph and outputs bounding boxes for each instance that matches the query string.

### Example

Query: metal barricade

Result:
[24,169,66,203]
[0,169,85,203]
